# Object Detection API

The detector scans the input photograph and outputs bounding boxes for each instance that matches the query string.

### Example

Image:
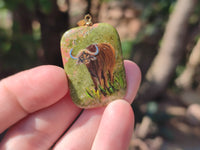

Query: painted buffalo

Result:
[70,43,115,90]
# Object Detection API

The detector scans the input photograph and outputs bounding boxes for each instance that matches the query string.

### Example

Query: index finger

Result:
[0,65,68,133]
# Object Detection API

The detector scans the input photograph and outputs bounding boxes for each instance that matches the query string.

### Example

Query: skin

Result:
[0,60,141,150]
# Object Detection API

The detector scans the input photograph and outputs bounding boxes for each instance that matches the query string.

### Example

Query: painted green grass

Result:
[85,69,126,99]
[86,88,101,101]
[112,71,126,90]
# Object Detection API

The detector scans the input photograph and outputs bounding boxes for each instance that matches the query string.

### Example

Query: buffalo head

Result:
[70,44,99,64]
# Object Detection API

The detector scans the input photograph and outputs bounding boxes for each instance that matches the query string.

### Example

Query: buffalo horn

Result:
[69,48,78,60]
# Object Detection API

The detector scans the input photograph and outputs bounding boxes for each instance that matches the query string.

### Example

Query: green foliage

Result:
[0,29,11,53]
[0,7,41,75]
[176,65,185,78]
[141,0,176,32]
[100,0,115,3]
[0,32,39,71]
[121,40,134,59]
[38,0,53,14]
[0,0,5,9]
[189,4,200,25]
[3,0,18,10]
[1,0,53,13]
[125,0,177,63]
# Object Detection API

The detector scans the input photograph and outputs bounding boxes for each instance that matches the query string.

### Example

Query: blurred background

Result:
[0,0,200,149]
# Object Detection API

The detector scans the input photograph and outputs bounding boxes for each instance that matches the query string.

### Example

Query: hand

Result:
[0,60,141,150]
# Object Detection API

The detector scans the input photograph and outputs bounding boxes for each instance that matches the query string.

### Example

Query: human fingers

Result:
[92,100,134,150]
[0,65,68,133]
[124,60,141,103]
[0,93,81,150]
[53,60,140,149]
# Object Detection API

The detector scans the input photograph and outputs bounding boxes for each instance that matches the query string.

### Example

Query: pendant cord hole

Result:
[85,14,92,21]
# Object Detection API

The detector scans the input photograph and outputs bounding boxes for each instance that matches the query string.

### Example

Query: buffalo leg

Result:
[91,76,98,91]
[97,70,104,88]
[109,69,114,84]
[103,71,109,89]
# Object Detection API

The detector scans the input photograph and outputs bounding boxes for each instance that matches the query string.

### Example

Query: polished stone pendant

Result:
[60,14,126,108]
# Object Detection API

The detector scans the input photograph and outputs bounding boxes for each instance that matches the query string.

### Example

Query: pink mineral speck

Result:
[65,39,70,46]
[61,47,70,64]
[92,23,99,28]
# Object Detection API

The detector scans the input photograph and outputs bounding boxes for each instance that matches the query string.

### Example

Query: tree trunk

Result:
[85,0,101,23]
[35,0,70,66]
[175,38,200,89]
[13,4,33,34]
[138,0,197,101]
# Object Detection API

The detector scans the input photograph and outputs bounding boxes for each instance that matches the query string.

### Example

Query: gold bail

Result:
[77,14,93,27]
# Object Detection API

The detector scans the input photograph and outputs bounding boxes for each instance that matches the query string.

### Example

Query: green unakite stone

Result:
[60,23,126,108]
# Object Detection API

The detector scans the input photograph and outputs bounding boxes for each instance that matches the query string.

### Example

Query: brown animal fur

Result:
[71,43,115,90]
[86,43,115,90]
